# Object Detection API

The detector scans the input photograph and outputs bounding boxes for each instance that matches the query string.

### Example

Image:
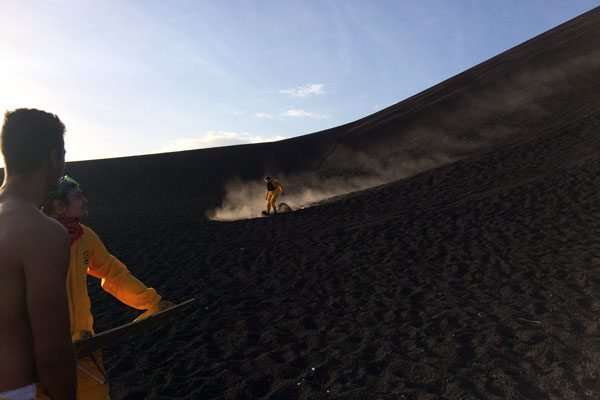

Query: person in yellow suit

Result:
[40,176,173,400]
[264,176,284,215]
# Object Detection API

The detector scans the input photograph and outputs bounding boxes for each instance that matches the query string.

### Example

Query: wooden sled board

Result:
[74,298,195,358]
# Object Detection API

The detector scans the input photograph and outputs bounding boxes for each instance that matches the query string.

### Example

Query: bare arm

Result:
[24,219,76,400]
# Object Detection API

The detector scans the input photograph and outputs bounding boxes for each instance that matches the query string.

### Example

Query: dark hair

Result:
[40,179,79,215]
[1,108,65,174]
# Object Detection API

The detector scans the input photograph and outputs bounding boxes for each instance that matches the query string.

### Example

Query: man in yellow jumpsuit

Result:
[41,176,173,400]
[264,176,284,214]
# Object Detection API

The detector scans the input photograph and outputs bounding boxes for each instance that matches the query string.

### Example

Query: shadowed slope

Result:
[80,8,600,399]
[95,111,600,399]
[1,6,599,400]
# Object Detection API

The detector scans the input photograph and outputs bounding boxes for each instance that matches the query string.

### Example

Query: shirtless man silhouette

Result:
[0,109,76,400]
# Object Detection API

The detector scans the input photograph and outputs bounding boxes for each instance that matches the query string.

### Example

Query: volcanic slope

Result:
[93,110,599,399]
[1,6,599,400]
[82,8,600,400]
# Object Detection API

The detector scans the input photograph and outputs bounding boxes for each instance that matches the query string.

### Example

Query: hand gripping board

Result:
[73,298,195,358]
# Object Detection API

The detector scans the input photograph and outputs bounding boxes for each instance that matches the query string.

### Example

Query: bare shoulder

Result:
[33,210,69,240]
[28,210,70,256]
[0,204,69,268]
[8,204,67,244]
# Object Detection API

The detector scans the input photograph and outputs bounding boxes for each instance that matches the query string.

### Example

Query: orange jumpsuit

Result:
[39,224,162,400]
[265,179,283,212]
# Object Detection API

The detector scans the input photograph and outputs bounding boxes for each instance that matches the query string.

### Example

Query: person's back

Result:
[0,193,70,390]
[0,108,76,400]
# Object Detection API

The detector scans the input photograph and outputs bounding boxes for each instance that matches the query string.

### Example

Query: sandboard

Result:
[261,203,292,217]
[278,202,292,213]
[74,298,195,358]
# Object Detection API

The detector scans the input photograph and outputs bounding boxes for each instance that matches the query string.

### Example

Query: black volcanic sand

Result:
[87,114,600,400]
[2,6,600,400]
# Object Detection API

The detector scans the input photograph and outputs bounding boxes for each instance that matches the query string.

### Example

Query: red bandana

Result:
[50,215,83,244]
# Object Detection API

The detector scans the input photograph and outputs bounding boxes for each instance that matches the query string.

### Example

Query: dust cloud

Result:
[206,147,459,221]
[207,51,600,221]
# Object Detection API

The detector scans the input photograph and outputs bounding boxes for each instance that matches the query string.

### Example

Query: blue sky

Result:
[1,0,598,163]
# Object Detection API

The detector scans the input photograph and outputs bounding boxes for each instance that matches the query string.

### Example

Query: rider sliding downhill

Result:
[264,176,284,215]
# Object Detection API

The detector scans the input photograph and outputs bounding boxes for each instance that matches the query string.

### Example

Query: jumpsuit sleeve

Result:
[276,181,284,193]
[85,228,162,310]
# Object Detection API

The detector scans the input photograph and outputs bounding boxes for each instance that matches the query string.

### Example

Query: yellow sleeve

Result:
[275,180,284,192]
[85,228,161,310]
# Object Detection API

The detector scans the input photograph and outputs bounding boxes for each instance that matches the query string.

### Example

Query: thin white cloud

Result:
[255,112,274,119]
[282,109,313,117]
[280,83,325,97]
[281,109,330,119]
[161,131,285,152]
